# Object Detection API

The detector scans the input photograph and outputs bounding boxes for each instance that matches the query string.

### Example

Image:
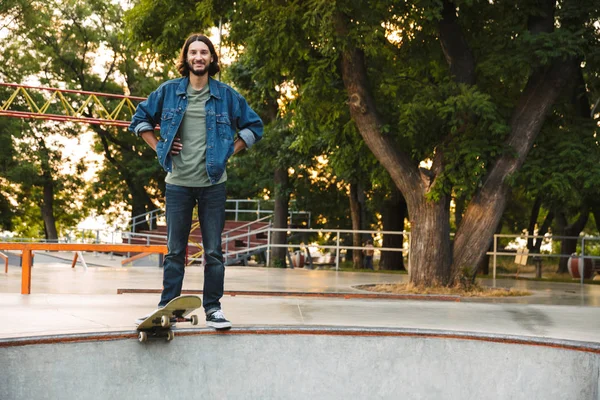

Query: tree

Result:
[126,0,598,286]
[513,63,600,272]
[2,0,169,232]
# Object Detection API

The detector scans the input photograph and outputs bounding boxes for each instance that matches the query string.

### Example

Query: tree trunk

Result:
[380,188,406,271]
[534,210,554,253]
[527,196,543,250]
[438,0,476,85]
[556,208,589,273]
[409,196,453,285]
[473,222,502,279]
[526,196,554,254]
[454,193,466,229]
[592,205,600,234]
[37,139,58,241]
[348,183,362,268]
[358,182,370,242]
[451,58,578,272]
[270,167,289,267]
[41,175,58,241]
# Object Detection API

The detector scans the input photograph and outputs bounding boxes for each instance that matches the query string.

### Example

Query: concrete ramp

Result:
[1,327,599,400]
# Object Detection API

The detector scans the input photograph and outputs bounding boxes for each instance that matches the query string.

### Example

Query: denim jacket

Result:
[129,76,263,183]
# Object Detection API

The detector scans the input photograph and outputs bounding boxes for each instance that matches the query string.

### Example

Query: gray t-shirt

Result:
[165,84,227,186]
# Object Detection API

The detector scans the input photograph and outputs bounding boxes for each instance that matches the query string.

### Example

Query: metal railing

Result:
[489,233,600,286]
[129,209,164,233]
[127,200,311,232]
[264,228,408,270]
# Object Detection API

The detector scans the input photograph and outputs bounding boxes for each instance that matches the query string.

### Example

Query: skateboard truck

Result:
[136,295,202,343]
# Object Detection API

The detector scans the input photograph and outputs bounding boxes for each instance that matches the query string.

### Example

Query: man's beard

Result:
[188,61,209,77]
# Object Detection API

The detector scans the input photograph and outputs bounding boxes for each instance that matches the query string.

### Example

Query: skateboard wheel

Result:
[138,332,147,343]
[166,330,175,341]
[161,315,171,328]
[190,315,199,325]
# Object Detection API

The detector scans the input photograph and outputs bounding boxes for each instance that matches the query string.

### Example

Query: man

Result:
[129,33,263,329]
[363,240,375,270]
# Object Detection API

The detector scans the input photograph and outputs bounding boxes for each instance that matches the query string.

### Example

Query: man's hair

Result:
[176,33,220,77]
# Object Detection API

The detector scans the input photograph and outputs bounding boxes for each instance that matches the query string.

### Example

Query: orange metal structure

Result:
[0,251,8,273]
[0,84,168,294]
[0,243,167,295]
[0,82,147,127]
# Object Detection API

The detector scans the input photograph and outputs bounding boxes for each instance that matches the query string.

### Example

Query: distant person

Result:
[363,240,375,270]
[129,33,264,329]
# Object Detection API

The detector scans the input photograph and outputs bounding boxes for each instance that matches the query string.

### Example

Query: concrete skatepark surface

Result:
[3,327,600,400]
[2,251,600,399]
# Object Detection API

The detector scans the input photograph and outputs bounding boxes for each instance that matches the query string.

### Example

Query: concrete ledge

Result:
[2,326,600,352]
[1,327,599,399]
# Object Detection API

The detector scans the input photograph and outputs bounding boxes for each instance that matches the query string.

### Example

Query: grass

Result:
[490,273,600,285]
[358,282,531,298]
[332,267,408,274]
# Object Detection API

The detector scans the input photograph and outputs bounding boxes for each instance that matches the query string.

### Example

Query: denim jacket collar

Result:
[175,76,222,100]
[208,77,222,100]
[175,76,188,96]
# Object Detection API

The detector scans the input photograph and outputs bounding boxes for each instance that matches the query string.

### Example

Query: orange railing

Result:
[0,243,167,294]
[0,251,8,273]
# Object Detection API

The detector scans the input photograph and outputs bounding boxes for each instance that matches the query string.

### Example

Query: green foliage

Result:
[123,0,600,235]
[515,109,600,212]
[0,0,170,234]
[3,0,599,246]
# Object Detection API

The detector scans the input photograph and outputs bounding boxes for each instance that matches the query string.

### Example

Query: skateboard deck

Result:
[136,295,202,342]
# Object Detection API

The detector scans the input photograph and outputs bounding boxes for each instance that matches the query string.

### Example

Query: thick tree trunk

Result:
[271,167,290,266]
[452,58,578,272]
[348,183,362,268]
[409,196,453,285]
[380,188,406,271]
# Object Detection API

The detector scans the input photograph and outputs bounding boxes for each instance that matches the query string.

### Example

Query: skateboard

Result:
[136,295,202,343]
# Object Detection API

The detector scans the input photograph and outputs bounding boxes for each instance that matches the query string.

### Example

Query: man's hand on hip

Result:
[171,137,183,156]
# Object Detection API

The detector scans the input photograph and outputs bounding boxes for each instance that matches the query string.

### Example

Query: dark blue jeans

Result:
[159,183,226,315]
